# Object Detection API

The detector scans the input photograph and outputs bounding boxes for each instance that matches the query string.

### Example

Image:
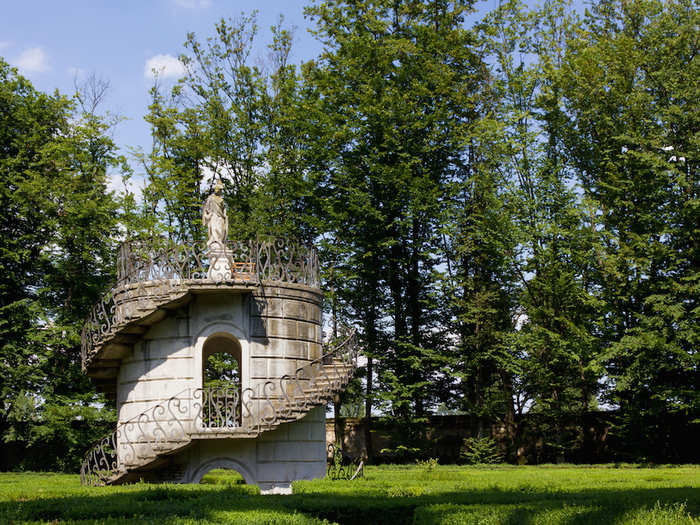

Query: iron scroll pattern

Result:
[112,238,319,288]
[326,444,364,481]
[81,238,320,368]
[80,329,359,486]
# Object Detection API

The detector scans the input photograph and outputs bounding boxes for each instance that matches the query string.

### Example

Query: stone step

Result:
[316,368,353,377]
[324,363,353,370]
[152,444,177,453]
[309,376,347,384]
[304,383,346,393]
[309,380,345,388]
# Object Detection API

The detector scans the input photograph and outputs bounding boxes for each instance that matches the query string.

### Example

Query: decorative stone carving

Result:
[203,180,232,281]
[202,180,228,249]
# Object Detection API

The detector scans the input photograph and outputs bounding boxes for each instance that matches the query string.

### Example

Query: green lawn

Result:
[1,465,698,524]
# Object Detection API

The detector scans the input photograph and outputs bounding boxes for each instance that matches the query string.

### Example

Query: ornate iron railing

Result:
[250,328,358,433]
[114,238,318,287]
[198,385,241,428]
[326,444,364,481]
[79,392,191,486]
[80,329,359,486]
[81,238,319,368]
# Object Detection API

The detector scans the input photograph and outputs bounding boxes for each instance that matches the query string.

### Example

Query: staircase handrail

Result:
[80,387,192,486]
[80,328,359,486]
[253,328,359,433]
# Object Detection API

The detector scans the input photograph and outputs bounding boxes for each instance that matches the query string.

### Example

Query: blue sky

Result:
[1,0,322,188]
[1,0,511,191]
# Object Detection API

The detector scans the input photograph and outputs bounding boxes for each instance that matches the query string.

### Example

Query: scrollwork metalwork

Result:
[81,328,359,486]
[198,385,241,428]
[82,238,320,369]
[326,443,364,481]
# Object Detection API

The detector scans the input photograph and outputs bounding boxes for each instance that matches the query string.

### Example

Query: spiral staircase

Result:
[81,332,357,486]
[79,238,358,487]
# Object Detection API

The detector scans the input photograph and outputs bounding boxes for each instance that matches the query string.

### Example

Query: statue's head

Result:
[214,179,224,194]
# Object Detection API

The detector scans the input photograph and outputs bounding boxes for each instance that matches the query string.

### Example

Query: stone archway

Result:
[187,456,256,486]
[199,332,243,428]
[202,332,242,388]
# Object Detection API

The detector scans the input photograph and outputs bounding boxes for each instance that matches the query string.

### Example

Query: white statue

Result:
[202,180,228,250]
[203,180,231,281]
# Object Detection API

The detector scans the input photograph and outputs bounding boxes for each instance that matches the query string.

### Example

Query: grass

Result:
[0,464,698,524]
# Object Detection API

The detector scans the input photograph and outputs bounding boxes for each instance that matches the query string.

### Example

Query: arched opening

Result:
[201,334,242,428]
[189,457,255,487]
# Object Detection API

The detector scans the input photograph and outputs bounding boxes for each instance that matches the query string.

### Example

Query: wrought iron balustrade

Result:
[114,238,319,287]
[196,385,242,429]
[81,238,319,367]
[326,443,364,481]
[80,329,359,486]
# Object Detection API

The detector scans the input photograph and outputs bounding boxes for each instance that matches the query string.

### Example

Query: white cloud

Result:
[144,54,186,80]
[14,47,50,73]
[106,172,129,195]
[172,0,211,8]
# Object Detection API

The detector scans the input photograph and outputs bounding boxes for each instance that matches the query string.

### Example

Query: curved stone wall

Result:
[114,281,324,474]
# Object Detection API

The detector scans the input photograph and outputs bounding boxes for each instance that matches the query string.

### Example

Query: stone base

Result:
[112,282,326,494]
[150,407,327,494]
[259,483,293,495]
[207,248,233,282]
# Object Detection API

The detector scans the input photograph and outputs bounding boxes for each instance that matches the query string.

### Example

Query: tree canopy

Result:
[0,0,697,468]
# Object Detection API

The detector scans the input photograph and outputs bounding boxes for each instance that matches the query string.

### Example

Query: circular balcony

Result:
[81,238,320,372]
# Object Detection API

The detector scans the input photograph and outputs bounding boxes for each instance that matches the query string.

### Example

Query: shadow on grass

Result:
[1,484,698,524]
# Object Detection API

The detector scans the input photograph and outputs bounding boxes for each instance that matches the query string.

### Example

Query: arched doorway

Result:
[201,333,242,428]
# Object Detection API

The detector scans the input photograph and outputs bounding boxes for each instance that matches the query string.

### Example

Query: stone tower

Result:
[80,190,357,494]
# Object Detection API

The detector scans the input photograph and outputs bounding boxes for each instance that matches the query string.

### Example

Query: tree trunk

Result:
[333,394,344,454]
[364,355,373,462]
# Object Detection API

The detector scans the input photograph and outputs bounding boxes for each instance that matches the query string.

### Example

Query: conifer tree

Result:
[559,0,699,460]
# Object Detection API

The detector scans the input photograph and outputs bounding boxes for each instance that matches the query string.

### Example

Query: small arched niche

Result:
[201,333,242,428]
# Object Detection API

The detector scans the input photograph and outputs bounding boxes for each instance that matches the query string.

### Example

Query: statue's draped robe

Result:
[202,194,228,249]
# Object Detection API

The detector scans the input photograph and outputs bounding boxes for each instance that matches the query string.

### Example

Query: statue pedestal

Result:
[208,248,233,282]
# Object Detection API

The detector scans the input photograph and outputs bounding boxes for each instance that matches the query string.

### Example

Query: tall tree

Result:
[303,0,493,452]
[140,13,313,243]
[0,61,122,470]
[559,0,699,460]
[466,0,606,462]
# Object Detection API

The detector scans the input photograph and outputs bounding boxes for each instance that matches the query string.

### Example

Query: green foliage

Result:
[554,0,700,456]
[414,501,699,525]
[138,12,313,242]
[2,0,699,472]
[0,60,121,469]
[303,0,495,450]
[460,437,504,465]
[416,457,439,474]
[203,352,240,389]
[124,0,700,467]
[378,445,422,464]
